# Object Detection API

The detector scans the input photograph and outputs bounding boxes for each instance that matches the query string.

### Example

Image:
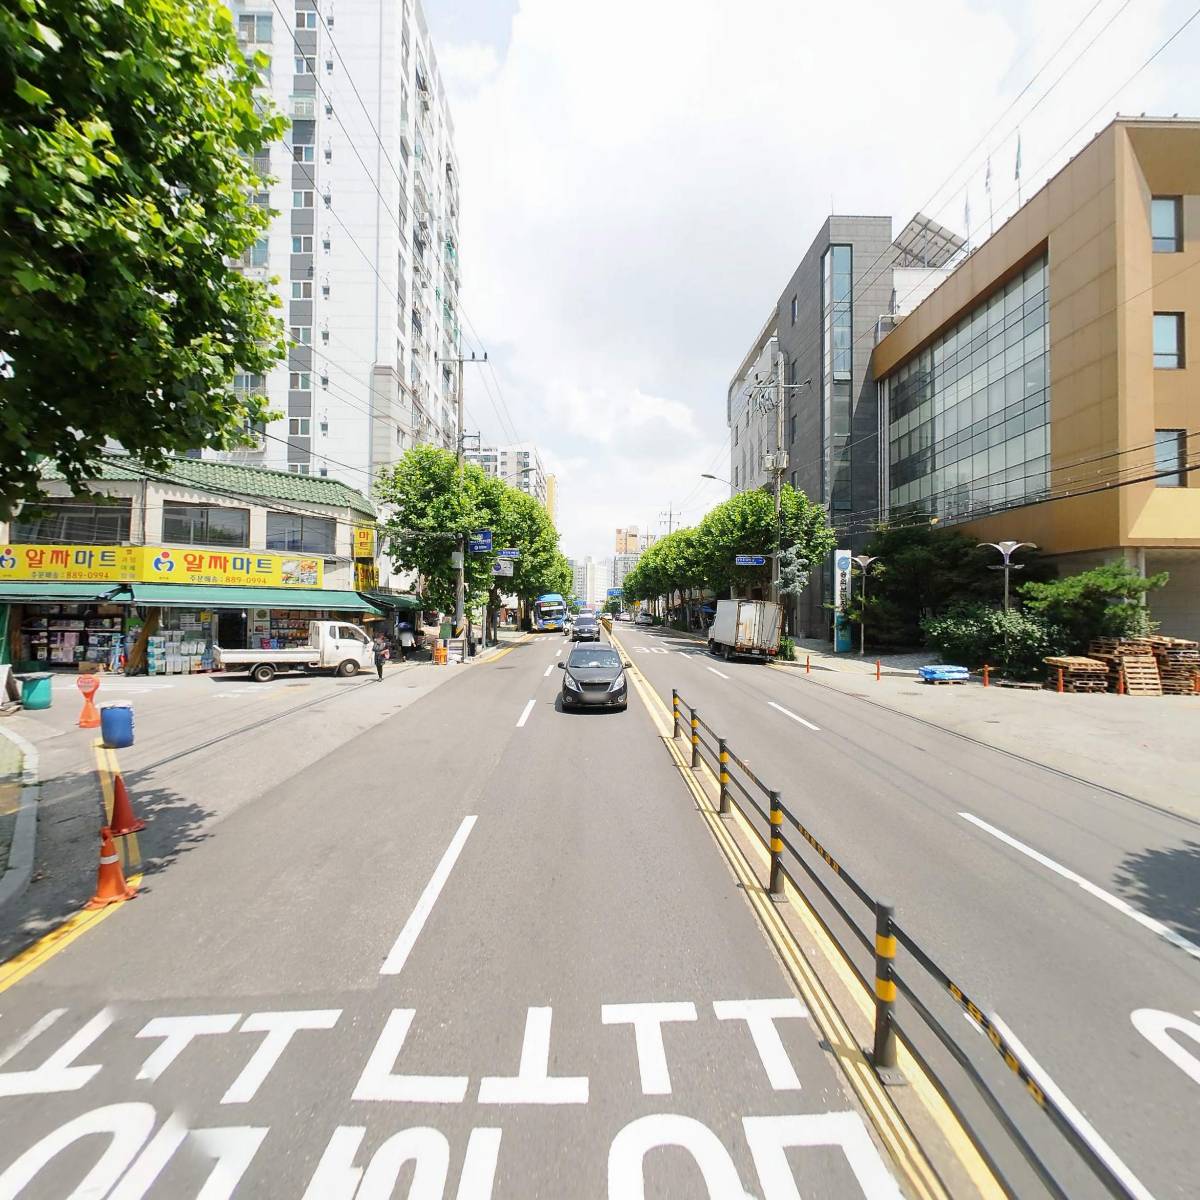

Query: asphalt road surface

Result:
[610,620,1200,1200]
[0,633,904,1198]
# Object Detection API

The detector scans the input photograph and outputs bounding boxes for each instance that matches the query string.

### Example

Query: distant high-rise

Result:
[545,474,558,525]
[615,526,641,554]
[465,443,548,507]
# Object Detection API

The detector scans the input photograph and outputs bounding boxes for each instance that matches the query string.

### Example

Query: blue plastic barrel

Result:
[20,674,53,710]
[100,702,135,748]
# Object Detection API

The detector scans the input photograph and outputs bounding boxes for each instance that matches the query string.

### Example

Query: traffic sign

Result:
[468,529,493,553]
[498,548,520,559]
[734,554,767,567]
[492,559,514,577]
[606,588,623,598]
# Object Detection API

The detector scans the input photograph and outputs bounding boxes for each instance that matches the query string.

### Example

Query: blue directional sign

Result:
[607,587,623,598]
[735,554,767,567]
[468,529,493,553]
[498,547,520,559]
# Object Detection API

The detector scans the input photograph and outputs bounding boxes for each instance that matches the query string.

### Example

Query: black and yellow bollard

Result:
[690,708,700,769]
[672,688,680,739]
[873,899,898,1073]
[718,738,730,815]
[768,790,784,897]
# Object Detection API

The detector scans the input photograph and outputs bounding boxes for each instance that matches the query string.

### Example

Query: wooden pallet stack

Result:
[1088,637,1157,694]
[1043,656,1110,692]
[1147,635,1200,695]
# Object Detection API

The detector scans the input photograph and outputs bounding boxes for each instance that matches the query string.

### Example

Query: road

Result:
[610,620,1200,1200]
[0,633,904,1198]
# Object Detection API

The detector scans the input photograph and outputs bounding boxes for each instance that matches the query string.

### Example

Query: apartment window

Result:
[238,13,273,43]
[289,325,312,344]
[241,238,269,268]
[292,235,313,253]
[291,280,313,299]
[251,191,270,209]
[1155,429,1186,486]
[1151,197,1182,253]
[13,500,132,545]
[295,10,317,29]
[233,373,265,393]
[162,505,250,548]
[294,55,313,75]
[287,463,311,475]
[288,417,311,436]
[289,371,311,391]
[1153,313,1184,368]
[790,295,798,326]
[789,414,796,443]
[293,190,314,209]
[293,144,315,163]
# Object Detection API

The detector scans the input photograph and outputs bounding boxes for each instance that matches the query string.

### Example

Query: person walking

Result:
[398,623,416,663]
[372,635,389,681]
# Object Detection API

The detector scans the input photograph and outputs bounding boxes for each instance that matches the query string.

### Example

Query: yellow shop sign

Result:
[0,544,324,588]
[353,524,376,559]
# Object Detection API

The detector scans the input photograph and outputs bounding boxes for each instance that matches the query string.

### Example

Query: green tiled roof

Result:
[45,455,376,518]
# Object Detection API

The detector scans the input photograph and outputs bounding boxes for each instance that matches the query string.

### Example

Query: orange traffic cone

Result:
[109,774,146,836]
[85,827,137,909]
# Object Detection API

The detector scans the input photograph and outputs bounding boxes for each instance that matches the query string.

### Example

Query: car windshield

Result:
[576,616,597,626]
[568,648,620,668]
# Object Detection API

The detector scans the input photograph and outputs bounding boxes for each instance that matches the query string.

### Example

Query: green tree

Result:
[602,598,622,616]
[0,0,287,518]
[1018,560,1168,651]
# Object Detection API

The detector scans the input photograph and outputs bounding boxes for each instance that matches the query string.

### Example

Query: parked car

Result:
[558,645,630,710]
[214,620,373,682]
[635,611,654,626]
[571,615,601,641]
[616,611,633,622]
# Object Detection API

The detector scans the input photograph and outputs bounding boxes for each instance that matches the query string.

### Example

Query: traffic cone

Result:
[78,693,101,729]
[109,773,146,836]
[84,827,137,909]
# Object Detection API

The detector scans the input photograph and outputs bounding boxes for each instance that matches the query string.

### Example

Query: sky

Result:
[422,0,1200,562]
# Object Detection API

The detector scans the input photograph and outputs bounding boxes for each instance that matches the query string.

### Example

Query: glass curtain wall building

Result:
[881,256,1050,522]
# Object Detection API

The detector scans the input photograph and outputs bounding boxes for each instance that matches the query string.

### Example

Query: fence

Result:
[671,687,1143,1200]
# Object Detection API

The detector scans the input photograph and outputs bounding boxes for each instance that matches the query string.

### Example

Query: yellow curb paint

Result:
[0,874,143,996]
[484,633,534,664]
[614,630,1003,1200]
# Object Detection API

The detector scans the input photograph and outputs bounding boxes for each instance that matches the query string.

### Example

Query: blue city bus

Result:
[532,593,567,632]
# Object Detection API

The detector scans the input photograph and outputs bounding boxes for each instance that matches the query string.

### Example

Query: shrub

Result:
[1018,561,1168,650]
[778,635,796,661]
[922,604,1065,680]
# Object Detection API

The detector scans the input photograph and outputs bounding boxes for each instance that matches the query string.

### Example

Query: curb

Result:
[0,725,39,918]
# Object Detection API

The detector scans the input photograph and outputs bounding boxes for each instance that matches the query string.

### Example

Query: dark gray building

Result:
[729,213,964,636]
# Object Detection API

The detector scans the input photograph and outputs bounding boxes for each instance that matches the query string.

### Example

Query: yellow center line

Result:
[611,627,1001,1200]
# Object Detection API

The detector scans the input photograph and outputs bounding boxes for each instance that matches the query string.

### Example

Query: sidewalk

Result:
[780,640,1200,821]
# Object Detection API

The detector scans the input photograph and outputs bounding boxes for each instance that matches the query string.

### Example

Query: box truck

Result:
[707,599,782,662]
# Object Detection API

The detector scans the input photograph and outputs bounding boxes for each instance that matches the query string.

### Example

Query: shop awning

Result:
[0,582,125,603]
[362,591,422,611]
[129,584,385,614]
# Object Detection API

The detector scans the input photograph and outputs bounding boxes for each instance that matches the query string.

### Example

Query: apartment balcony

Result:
[290,95,318,120]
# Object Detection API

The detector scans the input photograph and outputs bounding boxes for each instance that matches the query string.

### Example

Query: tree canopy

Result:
[375,446,571,611]
[0,0,286,518]
[622,485,835,607]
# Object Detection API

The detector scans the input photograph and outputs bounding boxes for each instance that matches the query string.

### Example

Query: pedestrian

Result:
[398,622,415,663]
[372,635,389,681]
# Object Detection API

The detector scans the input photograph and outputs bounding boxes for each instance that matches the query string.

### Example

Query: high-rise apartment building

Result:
[465,444,549,508]
[615,527,640,554]
[224,0,461,492]
[569,557,602,606]
[611,553,640,593]
[545,474,558,526]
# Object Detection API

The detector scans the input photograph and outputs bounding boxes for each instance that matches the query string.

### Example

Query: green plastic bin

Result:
[21,673,53,710]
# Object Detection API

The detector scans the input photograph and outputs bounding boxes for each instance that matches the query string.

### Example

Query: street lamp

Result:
[701,472,733,489]
[978,541,1037,612]
[851,555,879,656]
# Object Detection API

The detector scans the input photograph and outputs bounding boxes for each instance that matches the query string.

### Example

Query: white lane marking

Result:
[1131,1009,1200,1088]
[478,1007,588,1104]
[706,667,730,680]
[712,998,807,1090]
[380,816,477,976]
[222,1010,341,1103]
[959,812,1200,962]
[353,1009,468,1102]
[555,648,562,658]
[543,664,554,677]
[0,1010,66,1070]
[767,701,820,732]
[516,699,536,728]
[990,1014,1157,1200]
[601,1002,698,1095]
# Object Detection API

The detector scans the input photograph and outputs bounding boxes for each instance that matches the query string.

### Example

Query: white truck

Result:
[214,620,375,682]
[707,599,782,662]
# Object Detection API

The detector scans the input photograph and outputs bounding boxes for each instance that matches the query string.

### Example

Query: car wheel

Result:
[723,645,732,662]
[337,659,359,677]
[251,663,275,683]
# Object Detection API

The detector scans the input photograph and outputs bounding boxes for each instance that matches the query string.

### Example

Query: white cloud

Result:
[443,0,1194,559]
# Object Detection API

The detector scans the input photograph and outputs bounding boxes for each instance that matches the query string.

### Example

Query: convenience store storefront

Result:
[0,545,383,671]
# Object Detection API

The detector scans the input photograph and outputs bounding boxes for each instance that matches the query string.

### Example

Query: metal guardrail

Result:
[670,687,1142,1200]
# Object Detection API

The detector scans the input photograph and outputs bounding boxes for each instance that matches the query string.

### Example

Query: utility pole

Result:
[659,505,681,535]
[772,350,786,604]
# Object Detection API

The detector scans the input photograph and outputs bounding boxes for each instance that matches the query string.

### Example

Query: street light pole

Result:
[852,555,879,656]
[978,540,1037,612]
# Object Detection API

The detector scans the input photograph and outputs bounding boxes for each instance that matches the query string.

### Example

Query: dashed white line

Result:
[707,666,730,680]
[380,816,477,976]
[767,701,820,732]
[555,648,562,658]
[543,664,554,677]
[959,812,1200,962]
[516,699,536,728]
